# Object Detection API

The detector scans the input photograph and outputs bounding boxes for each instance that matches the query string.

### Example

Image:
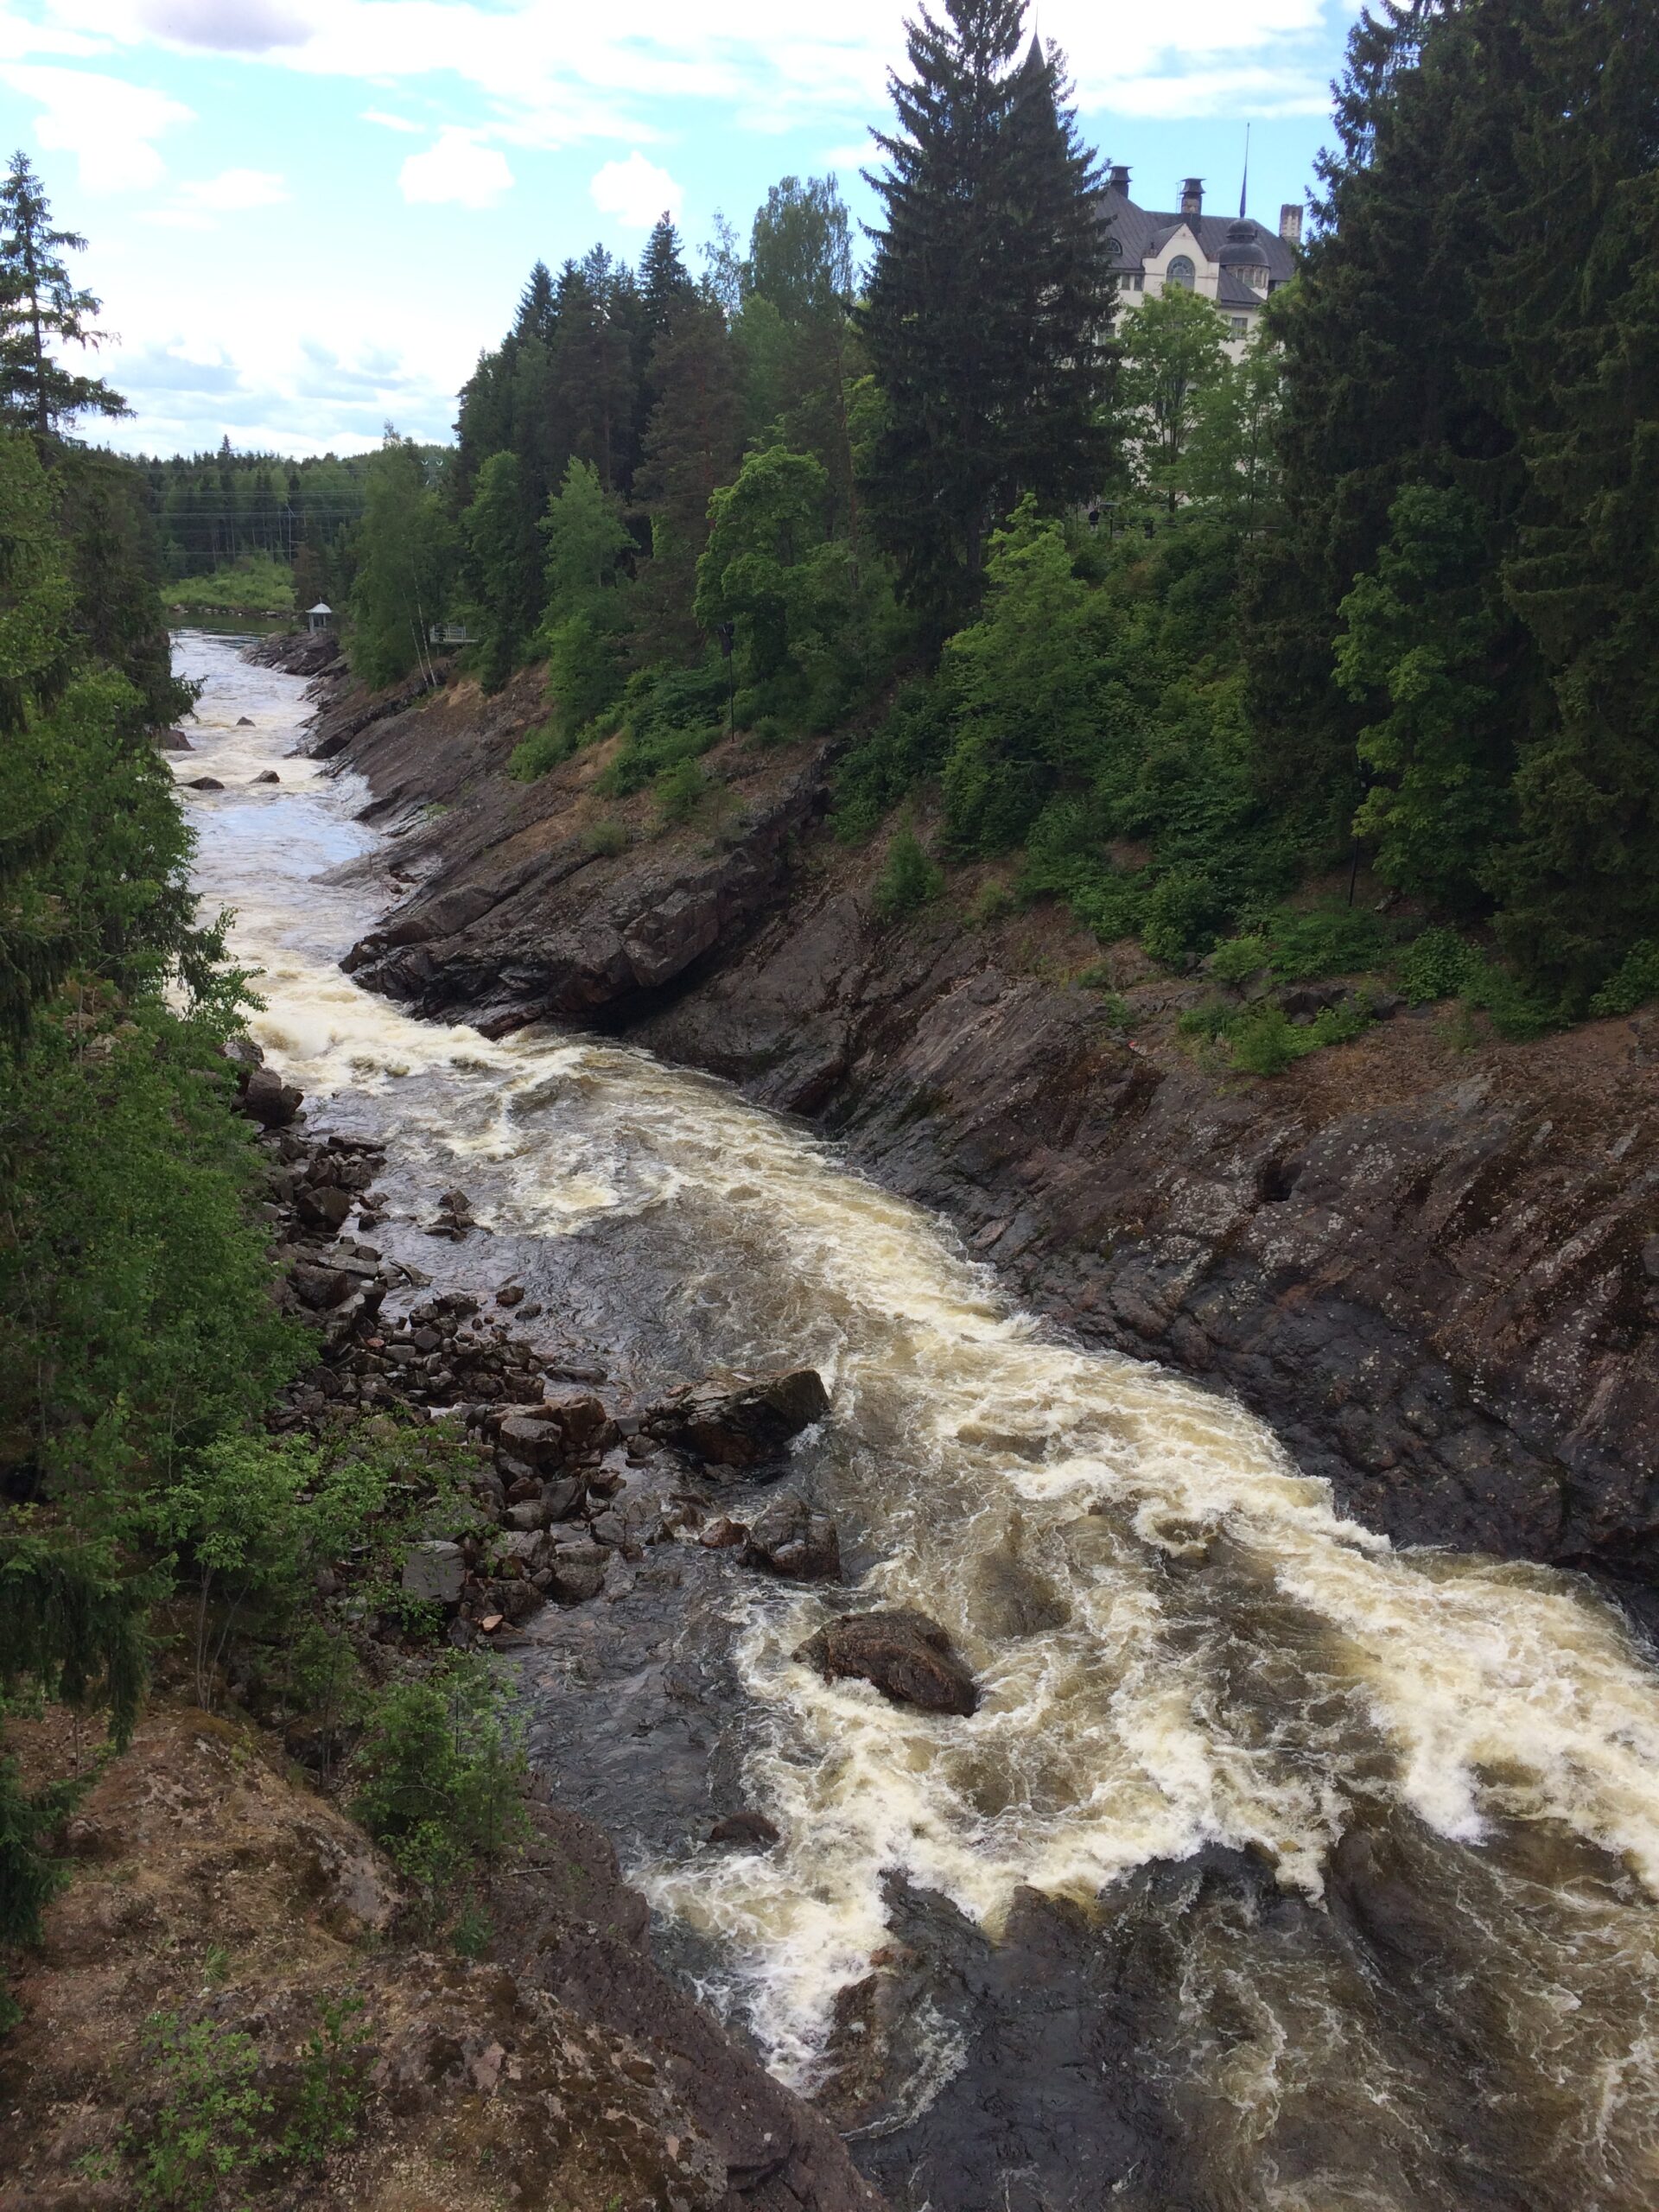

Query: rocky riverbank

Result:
[282,642,1656,1604]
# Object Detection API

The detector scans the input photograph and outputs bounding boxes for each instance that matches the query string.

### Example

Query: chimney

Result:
[1108,163,1130,194]
[1279,202,1304,245]
[1179,176,1204,219]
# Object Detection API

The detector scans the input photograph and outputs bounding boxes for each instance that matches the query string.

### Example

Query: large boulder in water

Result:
[744,1491,841,1580]
[643,1369,829,1470]
[797,1610,979,1716]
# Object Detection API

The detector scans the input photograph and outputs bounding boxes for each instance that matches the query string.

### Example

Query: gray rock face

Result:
[402,1540,465,1605]
[745,1491,842,1580]
[798,1611,980,1716]
[239,1063,303,1128]
[645,1370,830,1471]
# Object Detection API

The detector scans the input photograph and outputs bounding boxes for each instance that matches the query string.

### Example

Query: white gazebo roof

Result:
[308,601,333,615]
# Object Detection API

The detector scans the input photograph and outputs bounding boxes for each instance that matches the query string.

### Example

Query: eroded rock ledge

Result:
[287,647,1656,1594]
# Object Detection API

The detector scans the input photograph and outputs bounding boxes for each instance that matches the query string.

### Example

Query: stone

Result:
[744,1491,841,1581]
[497,1413,567,1465]
[709,1812,781,1849]
[252,769,280,784]
[496,1283,525,1306]
[289,1262,353,1311]
[505,1502,548,1533]
[236,715,254,725]
[402,1541,465,1605]
[797,1610,980,1716]
[240,1064,302,1128]
[542,1475,585,1522]
[157,728,193,750]
[298,1184,354,1231]
[699,1516,748,1549]
[643,1369,830,1470]
[493,1529,548,1573]
[588,1510,628,1548]
[548,1543,607,1604]
[539,1390,613,1453]
[182,775,224,791]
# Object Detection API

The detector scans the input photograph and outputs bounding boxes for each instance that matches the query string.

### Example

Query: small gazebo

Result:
[306,602,334,634]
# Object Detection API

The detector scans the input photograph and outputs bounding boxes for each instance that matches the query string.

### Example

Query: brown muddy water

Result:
[178,631,1659,2212]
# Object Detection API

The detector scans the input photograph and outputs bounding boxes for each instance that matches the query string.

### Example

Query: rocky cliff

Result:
[309,658,1657,1601]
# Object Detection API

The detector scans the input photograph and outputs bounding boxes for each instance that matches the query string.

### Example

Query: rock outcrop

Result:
[296,656,1658,1592]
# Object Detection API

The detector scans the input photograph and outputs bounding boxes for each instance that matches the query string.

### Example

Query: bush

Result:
[508,714,575,780]
[1397,925,1477,1003]
[654,757,709,826]
[284,1995,371,2170]
[596,660,728,797]
[128,2012,270,2212]
[352,1657,528,1905]
[871,827,944,923]
[1589,941,1659,1018]
[584,819,628,857]
[1264,904,1389,980]
[1207,933,1270,983]
[832,677,953,844]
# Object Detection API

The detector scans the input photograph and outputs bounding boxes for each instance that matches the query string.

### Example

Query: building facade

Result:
[1103,171,1300,353]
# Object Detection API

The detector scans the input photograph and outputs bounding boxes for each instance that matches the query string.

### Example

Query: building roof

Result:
[1217,268,1268,308]
[1101,181,1296,288]
[308,602,333,615]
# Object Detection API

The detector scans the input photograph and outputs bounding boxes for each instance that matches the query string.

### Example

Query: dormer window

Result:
[1166,255,1196,291]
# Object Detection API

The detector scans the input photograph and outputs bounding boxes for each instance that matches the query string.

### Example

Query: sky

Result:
[0,0,1362,460]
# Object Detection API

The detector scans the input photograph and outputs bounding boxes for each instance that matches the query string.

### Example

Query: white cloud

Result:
[37,1,1344,143]
[398,125,512,208]
[2,62,193,192]
[361,105,421,132]
[589,149,682,232]
[144,164,290,226]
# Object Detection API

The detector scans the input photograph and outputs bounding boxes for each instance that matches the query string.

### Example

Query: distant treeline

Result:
[129,444,374,597]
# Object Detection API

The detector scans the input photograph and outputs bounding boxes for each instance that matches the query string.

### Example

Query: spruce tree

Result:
[639,214,695,342]
[861,5,1116,631]
[0,153,129,437]
[1482,0,1659,995]
[633,296,742,655]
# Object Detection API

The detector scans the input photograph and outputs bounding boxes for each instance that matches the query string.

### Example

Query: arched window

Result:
[1166,255,1195,290]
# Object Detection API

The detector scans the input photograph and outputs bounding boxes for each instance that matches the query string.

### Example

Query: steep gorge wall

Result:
[311,661,1659,1596]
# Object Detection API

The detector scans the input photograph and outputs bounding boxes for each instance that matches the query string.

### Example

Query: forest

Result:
[326,0,1658,1025]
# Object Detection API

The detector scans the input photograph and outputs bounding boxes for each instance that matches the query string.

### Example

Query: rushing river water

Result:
[180,631,1659,2211]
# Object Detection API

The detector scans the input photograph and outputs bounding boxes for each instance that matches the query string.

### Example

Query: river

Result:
[177,629,1659,2211]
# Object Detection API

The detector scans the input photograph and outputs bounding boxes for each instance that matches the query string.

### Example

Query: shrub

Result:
[351,1657,528,1904]
[1589,941,1659,1018]
[128,2012,270,2212]
[584,819,628,858]
[654,757,709,826]
[1397,925,1476,1003]
[283,1995,371,2170]
[832,677,954,844]
[872,828,944,923]
[508,715,575,780]
[1207,933,1270,984]
[1225,1004,1304,1076]
[1264,904,1389,980]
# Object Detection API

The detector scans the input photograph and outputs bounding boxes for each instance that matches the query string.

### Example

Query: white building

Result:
[1103,171,1300,353]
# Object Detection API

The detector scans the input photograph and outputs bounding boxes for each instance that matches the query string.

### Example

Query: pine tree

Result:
[461,449,543,689]
[639,214,696,344]
[861,5,1116,631]
[633,296,742,655]
[0,152,129,436]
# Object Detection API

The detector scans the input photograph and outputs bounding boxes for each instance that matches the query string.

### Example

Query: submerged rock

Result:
[798,1610,980,1716]
[709,1811,782,1849]
[644,1368,830,1470]
[744,1491,841,1580]
[182,774,224,791]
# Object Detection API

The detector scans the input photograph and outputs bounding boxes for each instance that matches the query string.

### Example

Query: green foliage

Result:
[352,1656,529,1904]
[461,449,543,690]
[0,1534,148,1745]
[0,152,129,435]
[596,658,728,796]
[860,1,1117,627]
[832,678,954,844]
[1116,287,1230,508]
[347,434,455,689]
[1397,925,1478,1006]
[1181,993,1373,1078]
[1207,934,1269,984]
[584,818,629,857]
[1589,943,1659,1019]
[1263,904,1390,982]
[654,756,709,826]
[162,553,295,617]
[283,1995,371,2170]
[128,2012,270,2212]
[871,825,944,923]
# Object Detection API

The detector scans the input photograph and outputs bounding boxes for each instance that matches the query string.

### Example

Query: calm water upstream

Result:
[178,630,1659,2211]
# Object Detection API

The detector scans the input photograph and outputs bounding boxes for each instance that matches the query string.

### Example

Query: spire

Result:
[1239,122,1250,220]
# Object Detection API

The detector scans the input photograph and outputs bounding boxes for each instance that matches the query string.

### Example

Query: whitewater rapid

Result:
[177,630,1659,2210]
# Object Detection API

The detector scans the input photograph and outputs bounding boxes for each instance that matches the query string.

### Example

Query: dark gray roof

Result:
[1217,269,1267,308]
[1100,183,1295,286]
